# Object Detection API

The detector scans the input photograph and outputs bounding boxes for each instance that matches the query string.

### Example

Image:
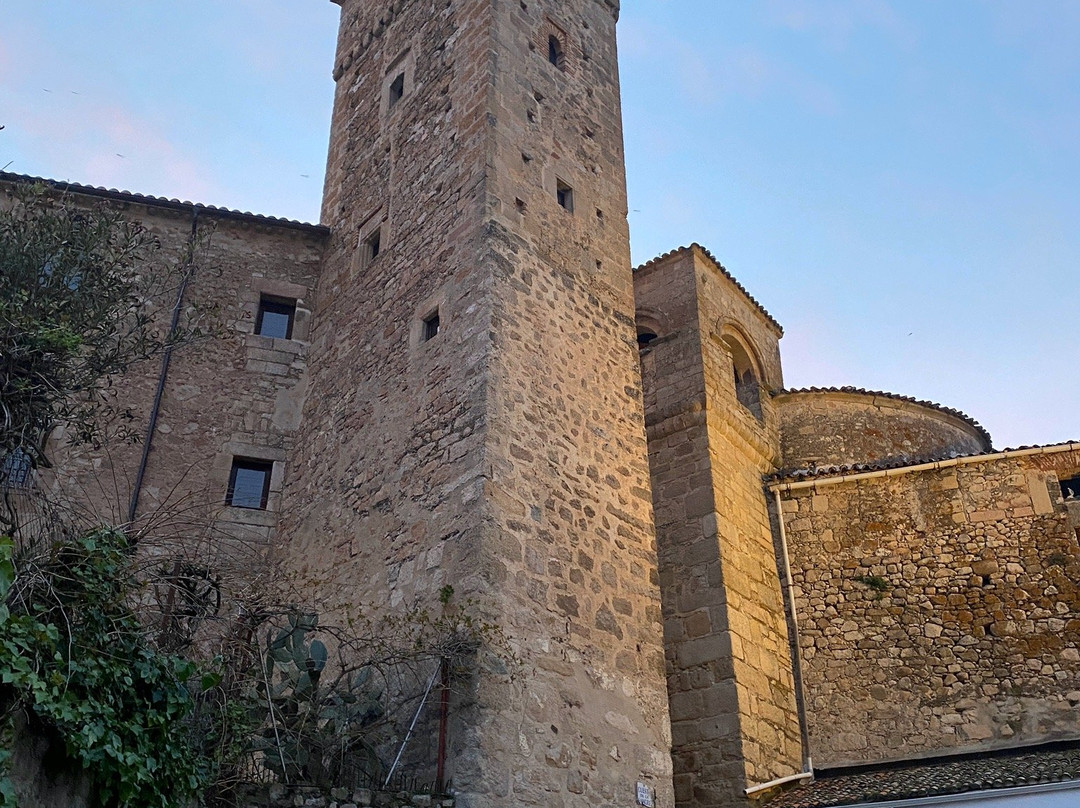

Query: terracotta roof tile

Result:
[0,171,329,235]
[770,439,1080,483]
[765,742,1080,808]
[634,244,783,335]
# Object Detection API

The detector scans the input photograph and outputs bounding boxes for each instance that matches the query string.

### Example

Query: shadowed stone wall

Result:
[774,389,991,472]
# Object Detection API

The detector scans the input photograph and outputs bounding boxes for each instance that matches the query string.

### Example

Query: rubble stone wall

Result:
[774,390,990,472]
[1,179,326,575]
[781,449,1080,766]
[280,1,674,805]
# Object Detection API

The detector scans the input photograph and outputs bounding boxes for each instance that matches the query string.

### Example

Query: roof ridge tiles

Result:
[0,171,329,234]
[775,385,992,447]
[634,243,783,335]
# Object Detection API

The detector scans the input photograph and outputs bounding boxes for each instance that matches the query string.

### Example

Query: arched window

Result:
[548,35,566,71]
[722,335,763,421]
[637,330,658,348]
[635,311,665,352]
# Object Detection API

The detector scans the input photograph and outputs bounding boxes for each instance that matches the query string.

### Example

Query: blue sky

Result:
[3,1,1077,449]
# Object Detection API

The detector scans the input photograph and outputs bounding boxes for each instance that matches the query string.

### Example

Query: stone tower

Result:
[635,246,803,806]
[278,0,674,805]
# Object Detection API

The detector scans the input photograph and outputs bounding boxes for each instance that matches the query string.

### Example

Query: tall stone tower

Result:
[279,0,674,805]
[635,246,803,806]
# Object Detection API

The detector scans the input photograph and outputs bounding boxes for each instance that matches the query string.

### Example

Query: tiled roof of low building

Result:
[0,171,329,234]
[774,386,992,448]
[770,439,1080,484]
[765,741,1080,808]
[634,244,784,335]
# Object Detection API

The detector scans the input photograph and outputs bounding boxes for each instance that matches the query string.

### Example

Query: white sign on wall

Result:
[636,781,655,807]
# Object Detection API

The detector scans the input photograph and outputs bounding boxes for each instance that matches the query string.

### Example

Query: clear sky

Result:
[3,1,1077,449]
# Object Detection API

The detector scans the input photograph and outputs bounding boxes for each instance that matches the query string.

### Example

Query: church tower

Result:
[279,0,674,804]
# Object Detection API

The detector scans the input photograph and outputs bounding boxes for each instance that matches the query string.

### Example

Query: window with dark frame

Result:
[422,310,441,342]
[255,296,296,340]
[556,179,574,213]
[1,448,33,490]
[227,458,274,510]
[364,227,382,265]
[1061,476,1080,500]
[388,72,405,108]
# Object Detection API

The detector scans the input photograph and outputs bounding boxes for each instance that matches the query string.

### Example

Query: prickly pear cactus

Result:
[255,612,385,787]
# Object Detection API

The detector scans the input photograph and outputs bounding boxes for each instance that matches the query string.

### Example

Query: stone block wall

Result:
[636,247,801,808]
[780,448,1080,766]
[239,784,454,808]
[280,1,674,805]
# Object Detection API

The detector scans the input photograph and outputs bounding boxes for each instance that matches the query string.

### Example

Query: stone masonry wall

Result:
[278,0,493,791]
[774,390,990,472]
[1,179,326,580]
[280,1,673,805]
[471,0,675,804]
[781,449,1080,767]
[636,247,801,808]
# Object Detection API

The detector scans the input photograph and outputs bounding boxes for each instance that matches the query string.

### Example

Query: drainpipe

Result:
[745,487,815,799]
[127,210,199,526]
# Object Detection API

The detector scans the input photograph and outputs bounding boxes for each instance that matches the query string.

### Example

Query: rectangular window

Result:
[1,448,33,490]
[388,72,405,108]
[556,179,574,213]
[227,458,273,510]
[1062,476,1080,500]
[422,310,441,342]
[255,296,296,340]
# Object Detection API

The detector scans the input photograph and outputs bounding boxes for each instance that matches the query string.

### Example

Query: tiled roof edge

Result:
[0,172,330,235]
[764,739,1080,808]
[774,386,992,448]
[634,244,784,335]
[771,439,1080,483]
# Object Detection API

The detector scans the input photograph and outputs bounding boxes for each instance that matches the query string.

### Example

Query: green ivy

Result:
[0,531,216,807]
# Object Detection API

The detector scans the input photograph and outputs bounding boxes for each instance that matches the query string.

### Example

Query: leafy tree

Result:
[0,184,214,807]
[0,183,184,524]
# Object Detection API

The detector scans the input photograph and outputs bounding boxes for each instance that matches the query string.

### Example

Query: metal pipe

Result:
[384,662,441,789]
[744,770,814,796]
[127,211,199,526]
[773,486,813,776]
[436,657,450,790]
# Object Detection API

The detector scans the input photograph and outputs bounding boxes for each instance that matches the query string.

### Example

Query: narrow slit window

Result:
[388,72,405,108]
[422,310,441,342]
[548,35,565,70]
[363,227,382,266]
[255,296,296,340]
[556,180,574,213]
[227,458,273,510]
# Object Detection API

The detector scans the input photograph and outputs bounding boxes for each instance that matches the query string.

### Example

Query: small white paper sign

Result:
[636,781,655,807]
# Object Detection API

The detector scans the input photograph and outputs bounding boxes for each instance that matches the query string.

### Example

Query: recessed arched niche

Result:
[635,310,665,351]
[720,331,764,421]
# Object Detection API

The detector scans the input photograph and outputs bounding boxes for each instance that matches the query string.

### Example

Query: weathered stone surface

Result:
[782,452,1080,766]
[774,389,991,471]
[636,246,801,807]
